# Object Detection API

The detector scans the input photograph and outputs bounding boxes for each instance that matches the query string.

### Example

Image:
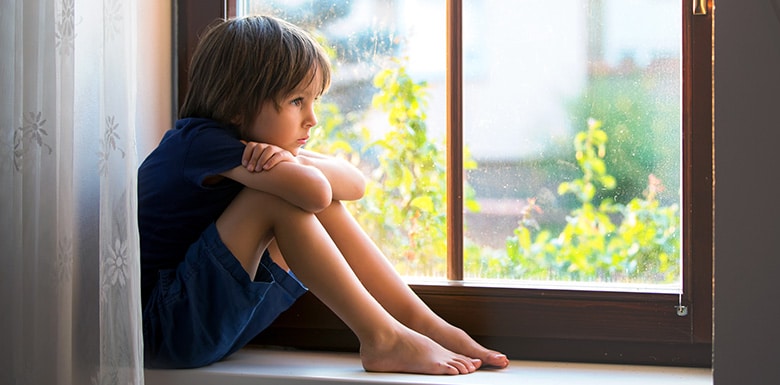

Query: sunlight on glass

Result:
[461,0,682,290]
[239,0,683,290]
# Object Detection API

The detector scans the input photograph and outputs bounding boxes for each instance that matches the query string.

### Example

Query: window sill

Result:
[144,347,712,385]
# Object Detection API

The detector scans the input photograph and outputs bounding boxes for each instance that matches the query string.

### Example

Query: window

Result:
[175,0,712,365]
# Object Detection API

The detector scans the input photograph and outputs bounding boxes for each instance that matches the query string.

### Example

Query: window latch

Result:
[693,0,707,15]
[675,294,689,316]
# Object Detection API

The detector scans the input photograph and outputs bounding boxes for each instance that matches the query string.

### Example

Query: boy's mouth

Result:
[297,136,309,145]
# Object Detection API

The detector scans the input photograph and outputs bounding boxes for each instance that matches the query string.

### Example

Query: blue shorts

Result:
[142,223,307,369]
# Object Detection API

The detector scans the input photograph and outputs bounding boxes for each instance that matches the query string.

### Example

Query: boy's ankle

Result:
[358,322,404,349]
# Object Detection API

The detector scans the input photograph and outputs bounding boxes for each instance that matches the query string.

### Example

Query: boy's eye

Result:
[291,97,303,106]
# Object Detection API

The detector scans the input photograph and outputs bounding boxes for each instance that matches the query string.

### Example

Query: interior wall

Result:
[713,0,780,384]
[136,0,173,160]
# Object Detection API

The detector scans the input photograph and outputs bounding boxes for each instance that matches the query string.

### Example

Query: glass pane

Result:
[462,0,682,290]
[237,0,449,278]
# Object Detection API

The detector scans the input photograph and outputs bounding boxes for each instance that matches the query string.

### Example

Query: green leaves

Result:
[342,61,478,277]
[310,50,679,283]
[499,119,681,283]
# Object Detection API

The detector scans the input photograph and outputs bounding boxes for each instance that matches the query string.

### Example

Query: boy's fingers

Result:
[262,153,277,170]
[262,151,294,170]
[241,142,292,172]
[243,142,268,172]
[241,142,256,167]
[262,151,285,170]
[258,148,279,169]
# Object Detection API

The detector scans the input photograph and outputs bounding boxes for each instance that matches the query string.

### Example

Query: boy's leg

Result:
[314,201,510,369]
[216,188,480,374]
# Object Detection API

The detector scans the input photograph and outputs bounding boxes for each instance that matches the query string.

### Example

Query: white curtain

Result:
[0,0,144,384]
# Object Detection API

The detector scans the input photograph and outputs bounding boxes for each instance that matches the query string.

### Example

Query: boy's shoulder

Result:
[141,117,245,181]
[154,118,242,153]
[168,117,239,141]
[147,117,244,165]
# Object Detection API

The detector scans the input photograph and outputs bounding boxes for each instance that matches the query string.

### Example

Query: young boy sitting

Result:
[138,14,509,375]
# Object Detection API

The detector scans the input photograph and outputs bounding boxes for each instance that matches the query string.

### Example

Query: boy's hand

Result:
[241,141,296,172]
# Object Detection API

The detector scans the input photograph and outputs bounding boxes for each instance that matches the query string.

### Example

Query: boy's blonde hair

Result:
[179,15,331,131]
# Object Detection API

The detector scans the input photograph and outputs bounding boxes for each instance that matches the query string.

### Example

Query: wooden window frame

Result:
[174,0,713,367]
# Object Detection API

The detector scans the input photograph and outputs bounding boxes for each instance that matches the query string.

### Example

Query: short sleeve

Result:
[179,121,246,188]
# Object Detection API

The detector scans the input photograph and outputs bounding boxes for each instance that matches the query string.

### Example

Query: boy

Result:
[138,15,509,374]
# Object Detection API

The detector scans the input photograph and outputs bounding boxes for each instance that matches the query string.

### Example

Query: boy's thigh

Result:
[143,222,306,369]
[215,188,304,273]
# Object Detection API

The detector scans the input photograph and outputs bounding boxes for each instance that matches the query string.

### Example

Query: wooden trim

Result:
[446,0,464,281]
[178,0,714,367]
[226,0,237,18]
[254,285,711,366]
[683,0,714,345]
[174,0,227,112]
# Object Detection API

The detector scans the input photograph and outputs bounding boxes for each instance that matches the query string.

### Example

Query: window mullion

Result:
[446,0,464,281]
[683,0,714,344]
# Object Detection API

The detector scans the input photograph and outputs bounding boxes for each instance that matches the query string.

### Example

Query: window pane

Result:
[462,0,682,288]
[238,0,449,278]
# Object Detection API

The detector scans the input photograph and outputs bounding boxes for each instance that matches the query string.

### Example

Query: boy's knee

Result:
[234,188,319,220]
[235,188,291,208]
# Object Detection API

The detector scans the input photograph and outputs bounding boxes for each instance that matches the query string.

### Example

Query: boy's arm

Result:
[296,149,366,201]
[221,145,333,213]
[240,141,366,202]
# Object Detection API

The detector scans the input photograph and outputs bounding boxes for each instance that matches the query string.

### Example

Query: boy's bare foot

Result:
[360,326,482,375]
[423,321,510,369]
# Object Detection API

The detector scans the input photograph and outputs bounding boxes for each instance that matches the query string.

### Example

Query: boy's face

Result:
[244,71,322,156]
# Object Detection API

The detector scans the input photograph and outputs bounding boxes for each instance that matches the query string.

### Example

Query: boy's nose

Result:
[306,107,318,128]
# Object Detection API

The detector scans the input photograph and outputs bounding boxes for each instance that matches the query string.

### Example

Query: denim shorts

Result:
[142,222,307,369]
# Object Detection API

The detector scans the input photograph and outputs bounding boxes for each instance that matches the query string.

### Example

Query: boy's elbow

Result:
[356,175,367,198]
[346,175,366,201]
[306,195,332,213]
[301,178,333,213]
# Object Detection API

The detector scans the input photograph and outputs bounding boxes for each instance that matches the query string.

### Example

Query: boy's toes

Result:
[483,352,509,368]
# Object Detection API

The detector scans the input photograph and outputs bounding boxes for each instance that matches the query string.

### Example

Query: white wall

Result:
[713,0,780,384]
[136,0,172,160]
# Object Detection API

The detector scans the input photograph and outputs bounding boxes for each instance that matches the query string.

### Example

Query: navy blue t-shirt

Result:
[138,118,246,305]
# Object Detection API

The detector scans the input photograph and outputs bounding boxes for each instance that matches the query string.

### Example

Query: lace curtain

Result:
[1,0,143,384]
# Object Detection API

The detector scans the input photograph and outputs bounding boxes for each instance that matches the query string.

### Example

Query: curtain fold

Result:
[1,0,143,384]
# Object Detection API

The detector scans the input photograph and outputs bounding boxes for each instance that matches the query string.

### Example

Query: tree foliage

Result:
[311,63,680,283]
[469,119,680,283]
